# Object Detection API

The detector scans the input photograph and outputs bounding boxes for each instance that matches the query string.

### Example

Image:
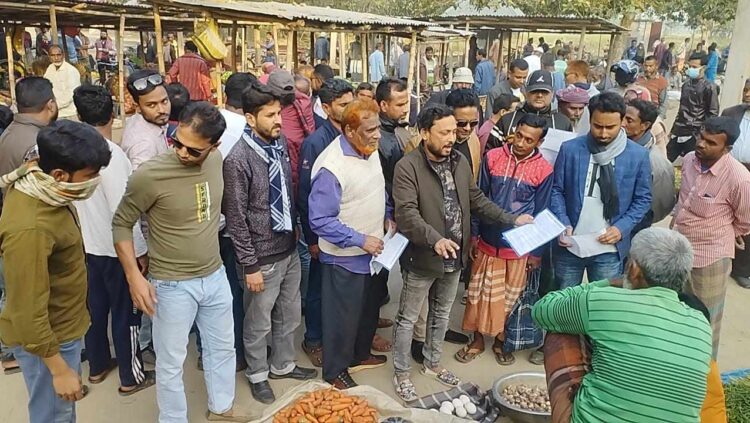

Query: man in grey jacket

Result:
[223,83,316,404]
[485,59,528,120]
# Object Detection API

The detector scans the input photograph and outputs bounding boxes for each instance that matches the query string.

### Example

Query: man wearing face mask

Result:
[0,120,111,422]
[223,83,317,404]
[121,70,172,169]
[667,52,719,162]
[298,78,354,368]
[551,92,652,289]
[44,45,81,120]
[498,70,572,146]
[308,100,393,389]
[0,77,58,183]
[114,102,250,422]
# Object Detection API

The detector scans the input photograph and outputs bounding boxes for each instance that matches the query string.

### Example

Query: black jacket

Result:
[493,102,573,150]
[671,78,719,137]
[721,103,750,122]
[378,115,405,197]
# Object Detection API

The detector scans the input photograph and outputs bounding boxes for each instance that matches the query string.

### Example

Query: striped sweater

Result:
[532,280,712,423]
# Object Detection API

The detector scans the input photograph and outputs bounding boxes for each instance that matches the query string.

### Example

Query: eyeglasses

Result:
[456,120,479,129]
[132,74,163,91]
[170,135,211,158]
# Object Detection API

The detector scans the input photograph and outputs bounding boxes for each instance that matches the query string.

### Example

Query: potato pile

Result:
[273,389,379,423]
[501,384,551,413]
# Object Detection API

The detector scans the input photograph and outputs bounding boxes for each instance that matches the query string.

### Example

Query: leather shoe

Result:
[734,275,750,289]
[444,329,469,344]
[250,380,275,404]
[269,366,317,380]
[410,340,424,364]
[327,371,358,390]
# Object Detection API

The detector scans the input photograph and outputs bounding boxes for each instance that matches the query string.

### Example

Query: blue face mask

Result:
[686,67,701,79]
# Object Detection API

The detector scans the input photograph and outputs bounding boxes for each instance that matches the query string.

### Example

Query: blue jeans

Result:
[553,247,622,289]
[13,339,82,423]
[151,267,236,423]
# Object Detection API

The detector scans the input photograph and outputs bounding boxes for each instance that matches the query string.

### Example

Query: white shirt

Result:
[524,55,541,75]
[218,109,247,159]
[731,110,750,164]
[313,96,328,120]
[570,158,618,257]
[44,62,81,118]
[74,140,147,257]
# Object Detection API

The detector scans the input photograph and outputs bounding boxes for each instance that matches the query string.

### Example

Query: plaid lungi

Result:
[542,333,591,423]
[462,249,527,336]
[686,258,731,359]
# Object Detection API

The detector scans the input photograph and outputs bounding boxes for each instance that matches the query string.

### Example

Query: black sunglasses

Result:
[132,74,163,91]
[457,120,479,129]
[170,135,211,158]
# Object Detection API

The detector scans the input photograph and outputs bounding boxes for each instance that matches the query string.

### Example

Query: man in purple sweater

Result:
[308,99,394,389]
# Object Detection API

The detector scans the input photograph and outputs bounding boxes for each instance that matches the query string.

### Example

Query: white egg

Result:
[465,402,477,414]
[439,405,453,415]
[459,395,471,405]
[455,405,468,418]
[452,398,464,408]
[440,401,454,412]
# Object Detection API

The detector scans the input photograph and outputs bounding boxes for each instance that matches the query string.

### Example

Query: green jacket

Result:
[392,144,516,278]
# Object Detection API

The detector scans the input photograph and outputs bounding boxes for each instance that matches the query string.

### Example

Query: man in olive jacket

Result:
[390,104,532,402]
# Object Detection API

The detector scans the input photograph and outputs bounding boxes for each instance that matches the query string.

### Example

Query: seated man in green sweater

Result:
[532,227,712,423]
[0,120,111,423]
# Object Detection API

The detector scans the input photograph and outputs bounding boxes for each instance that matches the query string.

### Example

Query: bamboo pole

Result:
[177,32,184,57]
[231,22,238,71]
[463,21,470,68]
[118,14,126,123]
[5,30,15,104]
[414,37,420,114]
[577,27,586,60]
[253,27,261,68]
[339,32,346,78]
[362,32,368,83]
[50,5,59,45]
[495,32,503,83]
[328,32,337,67]
[215,62,223,107]
[286,28,295,71]
[153,5,165,74]
[271,24,279,57]
[242,27,249,72]
[406,31,417,115]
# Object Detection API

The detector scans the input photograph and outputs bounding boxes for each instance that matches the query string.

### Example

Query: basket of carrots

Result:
[273,388,379,423]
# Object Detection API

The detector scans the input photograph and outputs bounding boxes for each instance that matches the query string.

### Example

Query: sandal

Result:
[493,343,515,366]
[529,348,545,365]
[88,358,117,384]
[393,375,419,403]
[454,345,484,363]
[372,334,392,352]
[378,318,394,329]
[118,370,156,396]
[421,366,461,387]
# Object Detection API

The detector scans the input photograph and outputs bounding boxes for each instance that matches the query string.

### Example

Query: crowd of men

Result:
[0,34,748,423]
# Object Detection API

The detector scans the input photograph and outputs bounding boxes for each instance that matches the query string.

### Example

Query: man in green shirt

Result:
[533,227,712,423]
[113,102,249,422]
[0,120,111,423]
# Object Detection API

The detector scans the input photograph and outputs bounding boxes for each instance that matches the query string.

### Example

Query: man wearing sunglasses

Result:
[498,70,572,146]
[446,89,483,183]
[121,70,171,170]
[114,102,250,422]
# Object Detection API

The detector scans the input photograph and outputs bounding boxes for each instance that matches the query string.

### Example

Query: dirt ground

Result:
[2,95,747,422]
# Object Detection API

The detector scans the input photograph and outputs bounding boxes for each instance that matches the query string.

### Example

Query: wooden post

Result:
[495,32,504,82]
[177,32,184,57]
[507,30,512,65]
[5,30,15,104]
[153,5,165,74]
[414,37,420,114]
[286,28,295,71]
[292,30,298,70]
[464,21,470,67]
[577,27,586,60]
[215,62,223,106]
[50,5,59,45]
[339,32,346,78]
[231,22,238,71]
[254,26,261,68]
[271,24,279,56]
[328,32,337,67]
[310,31,315,63]
[118,14,126,123]
[242,27,249,71]
[362,32,368,83]
[406,31,417,114]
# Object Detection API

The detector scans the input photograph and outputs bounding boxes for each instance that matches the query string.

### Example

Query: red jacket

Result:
[281,91,315,195]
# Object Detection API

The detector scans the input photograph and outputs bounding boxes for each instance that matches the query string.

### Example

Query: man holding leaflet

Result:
[550,92,652,289]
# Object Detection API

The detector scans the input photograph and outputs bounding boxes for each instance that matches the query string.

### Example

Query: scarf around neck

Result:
[586,129,628,220]
[242,126,292,233]
[0,163,100,207]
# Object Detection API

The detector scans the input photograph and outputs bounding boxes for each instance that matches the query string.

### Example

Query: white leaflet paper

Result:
[540,128,577,166]
[567,229,617,258]
[502,209,566,257]
[369,229,409,275]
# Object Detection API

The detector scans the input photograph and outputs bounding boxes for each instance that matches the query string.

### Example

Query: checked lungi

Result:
[685,258,731,359]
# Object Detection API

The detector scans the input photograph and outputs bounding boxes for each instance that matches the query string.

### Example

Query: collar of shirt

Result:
[691,151,730,176]
[339,135,367,159]
[12,114,48,129]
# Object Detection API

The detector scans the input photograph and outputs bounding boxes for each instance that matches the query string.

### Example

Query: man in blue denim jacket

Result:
[550,92,652,289]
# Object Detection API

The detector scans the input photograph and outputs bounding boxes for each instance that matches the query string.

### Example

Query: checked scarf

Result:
[242,126,293,232]
[0,162,100,207]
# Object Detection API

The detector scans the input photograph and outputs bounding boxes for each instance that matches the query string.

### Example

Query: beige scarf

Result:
[0,163,100,207]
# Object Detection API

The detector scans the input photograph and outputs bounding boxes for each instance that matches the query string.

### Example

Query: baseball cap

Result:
[453,67,474,84]
[526,70,553,93]
[267,70,295,97]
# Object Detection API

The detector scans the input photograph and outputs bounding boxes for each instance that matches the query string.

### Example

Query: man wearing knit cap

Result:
[556,86,590,134]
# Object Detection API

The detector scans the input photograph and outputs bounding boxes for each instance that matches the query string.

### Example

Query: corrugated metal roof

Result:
[161,0,431,28]
[440,0,523,18]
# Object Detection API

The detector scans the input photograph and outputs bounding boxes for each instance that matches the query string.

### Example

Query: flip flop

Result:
[88,358,117,384]
[371,334,392,352]
[454,345,484,363]
[118,370,156,397]
[493,344,515,366]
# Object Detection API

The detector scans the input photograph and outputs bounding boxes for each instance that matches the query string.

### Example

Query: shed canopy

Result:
[425,0,626,34]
